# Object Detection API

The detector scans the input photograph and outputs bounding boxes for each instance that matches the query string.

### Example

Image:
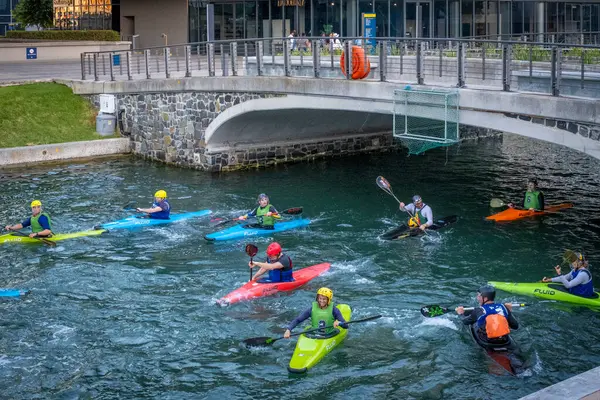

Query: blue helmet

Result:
[412,195,422,204]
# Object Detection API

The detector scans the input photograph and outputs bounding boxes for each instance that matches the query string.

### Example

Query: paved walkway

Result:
[0,60,82,83]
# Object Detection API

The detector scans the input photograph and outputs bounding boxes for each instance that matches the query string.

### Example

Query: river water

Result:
[1,134,599,399]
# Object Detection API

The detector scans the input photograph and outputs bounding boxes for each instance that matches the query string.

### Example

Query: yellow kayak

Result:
[0,230,107,245]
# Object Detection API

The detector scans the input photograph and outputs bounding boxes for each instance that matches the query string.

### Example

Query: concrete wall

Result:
[120,0,188,49]
[0,41,131,62]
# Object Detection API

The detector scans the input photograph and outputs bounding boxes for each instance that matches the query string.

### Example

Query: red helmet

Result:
[266,242,282,256]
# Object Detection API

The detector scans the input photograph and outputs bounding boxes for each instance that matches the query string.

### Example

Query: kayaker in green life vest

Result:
[543,252,594,298]
[399,195,433,231]
[284,287,349,339]
[238,193,281,229]
[508,178,545,211]
[4,200,53,238]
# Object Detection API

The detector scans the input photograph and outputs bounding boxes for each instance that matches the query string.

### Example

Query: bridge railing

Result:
[81,37,600,98]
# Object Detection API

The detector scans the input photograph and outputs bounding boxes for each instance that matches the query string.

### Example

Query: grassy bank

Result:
[0,83,113,148]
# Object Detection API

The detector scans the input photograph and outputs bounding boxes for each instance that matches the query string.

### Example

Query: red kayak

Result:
[486,203,573,222]
[218,263,331,305]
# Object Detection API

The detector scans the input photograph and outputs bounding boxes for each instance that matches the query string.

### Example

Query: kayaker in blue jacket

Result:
[508,178,545,211]
[136,190,170,219]
[543,252,594,297]
[249,242,293,283]
[5,200,53,238]
[284,287,349,338]
[399,195,433,231]
[456,285,519,345]
[238,193,280,229]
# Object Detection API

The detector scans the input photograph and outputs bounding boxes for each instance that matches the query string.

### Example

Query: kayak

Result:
[381,215,457,240]
[489,281,600,307]
[95,209,212,230]
[0,230,107,245]
[218,263,330,305]
[0,288,30,297]
[288,303,352,373]
[485,203,573,222]
[469,324,525,376]
[204,218,311,242]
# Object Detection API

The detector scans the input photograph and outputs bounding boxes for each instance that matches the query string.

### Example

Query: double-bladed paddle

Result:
[7,230,56,247]
[420,303,527,318]
[490,198,508,208]
[245,243,258,281]
[210,207,304,228]
[243,314,383,347]
[376,176,429,236]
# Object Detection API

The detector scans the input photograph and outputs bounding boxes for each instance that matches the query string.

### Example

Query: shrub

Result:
[5,30,121,41]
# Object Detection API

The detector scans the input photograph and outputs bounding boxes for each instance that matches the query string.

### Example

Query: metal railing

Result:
[81,37,600,98]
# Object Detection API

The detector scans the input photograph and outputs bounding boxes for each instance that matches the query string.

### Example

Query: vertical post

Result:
[257,41,263,76]
[344,40,351,80]
[164,47,170,78]
[127,51,132,80]
[529,44,533,84]
[400,41,403,75]
[208,43,215,77]
[379,40,386,82]
[109,53,115,81]
[231,42,238,76]
[416,41,423,85]
[457,42,464,87]
[330,41,334,69]
[313,40,321,78]
[244,42,248,69]
[185,45,192,77]
[283,38,290,77]
[439,46,443,77]
[81,53,86,80]
[481,45,485,81]
[93,53,99,81]
[581,49,585,89]
[220,44,227,76]
[145,49,151,79]
[502,44,511,91]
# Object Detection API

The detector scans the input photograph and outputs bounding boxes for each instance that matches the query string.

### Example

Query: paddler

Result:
[455,285,519,345]
[284,287,349,338]
[238,193,280,229]
[4,200,53,238]
[399,195,433,231]
[543,252,594,297]
[136,190,170,219]
[249,242,293,282]
[508,178,545,211]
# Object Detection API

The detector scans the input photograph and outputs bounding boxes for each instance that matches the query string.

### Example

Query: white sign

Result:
[99,94,116,114]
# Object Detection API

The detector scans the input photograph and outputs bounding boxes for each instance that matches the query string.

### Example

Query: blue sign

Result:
[362,13,377,51]
[26,47,37,59]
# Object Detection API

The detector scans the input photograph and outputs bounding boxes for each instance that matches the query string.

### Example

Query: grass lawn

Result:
[0,83,116,148]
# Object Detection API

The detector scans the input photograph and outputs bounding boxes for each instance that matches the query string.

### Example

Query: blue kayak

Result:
[0,289,30,297]
[96,209,212,230]
[204,219,311,241]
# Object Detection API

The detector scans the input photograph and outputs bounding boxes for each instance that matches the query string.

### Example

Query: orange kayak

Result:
[486,203,573,222]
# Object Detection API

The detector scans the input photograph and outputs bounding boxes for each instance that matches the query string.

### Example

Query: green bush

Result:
[5,30,121,41]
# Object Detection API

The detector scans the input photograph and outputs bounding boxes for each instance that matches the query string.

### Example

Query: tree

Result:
[12,0,54,29]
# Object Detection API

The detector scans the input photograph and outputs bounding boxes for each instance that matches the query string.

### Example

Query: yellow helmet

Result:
[30,200,42,207]
[316,287,333,304]
[154,190,167,199]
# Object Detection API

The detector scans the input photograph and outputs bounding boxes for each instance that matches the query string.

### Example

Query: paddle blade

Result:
[376,176,393,193]
[420,304,451,318]
[490,198,506,208]
[243,336,276,347]
[245,243,258,258]
[563,249,578,264]
[282,207,303,215]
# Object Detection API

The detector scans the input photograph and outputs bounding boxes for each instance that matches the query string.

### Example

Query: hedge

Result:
[5,30,121,41]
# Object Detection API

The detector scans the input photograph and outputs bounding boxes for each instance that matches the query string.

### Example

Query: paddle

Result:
[246,243,258,281]
[376,176,429,236]
[490,198,509,208]
[210,207,304,228]
[243,314,383,347]
[7,230,56,247]
[420,303,527,318]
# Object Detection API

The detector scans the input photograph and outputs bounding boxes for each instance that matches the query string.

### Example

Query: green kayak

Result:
[0,230,107,245]
[489,281,600,307]
[288,304,352,374]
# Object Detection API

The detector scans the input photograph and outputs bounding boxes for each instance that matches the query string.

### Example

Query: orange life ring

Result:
[340,46,371,80]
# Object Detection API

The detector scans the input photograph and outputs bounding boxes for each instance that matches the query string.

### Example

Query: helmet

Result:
[412,195,422,204]
[154,190,167,199]
[316,287,333,304]
[30,200,42,207]
[528,178,538,186]
[257,193,269,203]
[478,285,496,301]
[266,242,282,257]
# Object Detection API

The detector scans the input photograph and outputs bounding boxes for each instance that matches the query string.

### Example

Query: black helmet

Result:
[478,285,496,301]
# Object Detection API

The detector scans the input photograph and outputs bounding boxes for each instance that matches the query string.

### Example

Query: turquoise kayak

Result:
[0,289,29,297]
[490,281,600,307]
[95,209,212,230]
[204,219,311,242]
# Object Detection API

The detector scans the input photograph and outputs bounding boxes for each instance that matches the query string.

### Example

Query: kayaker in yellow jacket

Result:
[4,200,53,238]
[284,287,348,338]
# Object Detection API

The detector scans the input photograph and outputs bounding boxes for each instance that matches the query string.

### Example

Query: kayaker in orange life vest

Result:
[249,242,293,283]
[4,200,53,238]
[399,195,433,231]
[283,287,349,339]
[543,252,594,298]
[455,285,519,345]
[508,178,545,211]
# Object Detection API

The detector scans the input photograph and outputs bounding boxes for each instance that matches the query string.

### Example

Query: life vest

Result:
[311,301,335,334]
[408,204,429,227]
[31,212,53,234]
[569,269,594,298]
[256,204,275,226]
[266,254,293,282]
[476,303,511,339]
[150,200,170,219]
[523,191,541,210]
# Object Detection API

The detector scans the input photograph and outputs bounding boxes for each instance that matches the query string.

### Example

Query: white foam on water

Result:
[355,277,374,284]
[417,317,459,331]
[337,223,353,227]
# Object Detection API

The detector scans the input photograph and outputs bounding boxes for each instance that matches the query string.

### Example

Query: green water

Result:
[1,135,600,399]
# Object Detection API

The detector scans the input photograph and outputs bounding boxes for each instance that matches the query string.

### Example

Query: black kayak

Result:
[380,215,458,240]
[469,324,526,376]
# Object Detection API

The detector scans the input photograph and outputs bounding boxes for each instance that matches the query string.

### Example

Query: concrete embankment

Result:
[520,366,600,399]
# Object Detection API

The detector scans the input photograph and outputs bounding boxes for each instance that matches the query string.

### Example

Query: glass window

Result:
[523,1,534,38]
[487,0,498,37]
[511,1,522,36]
[499,0,510,38]
[474,0,484,36]
[448,0,459,37]
[434,0,446,37]
[375,0,388,37]
[390,0,403,37]
[462,0,472,36]
[246,1,258,38]
[0,0,11,15]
